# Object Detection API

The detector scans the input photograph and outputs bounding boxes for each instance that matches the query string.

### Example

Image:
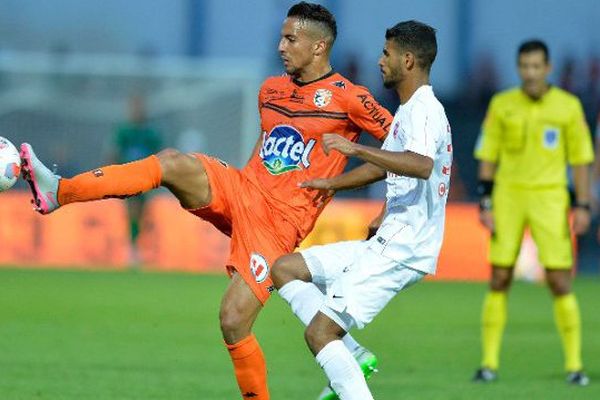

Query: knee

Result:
[272,254,310,290]
[157,148,202,184]
[547,278,571,297]
[219,304,245,338]
[490,279,511,292]
[271,255,294,289]
[490,268,513,292]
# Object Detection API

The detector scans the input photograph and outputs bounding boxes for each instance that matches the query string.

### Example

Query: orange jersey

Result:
[244,72,392,241]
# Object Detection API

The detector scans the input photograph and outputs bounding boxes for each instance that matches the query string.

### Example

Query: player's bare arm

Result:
[301,162,385,196]
[322,133,433,179]
[478,160,496,231]
[572,164,592,235]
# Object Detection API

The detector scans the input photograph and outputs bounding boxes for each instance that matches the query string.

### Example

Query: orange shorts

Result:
[189,154,299,304]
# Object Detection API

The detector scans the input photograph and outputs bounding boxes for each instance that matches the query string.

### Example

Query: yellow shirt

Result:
[474,86,594,187]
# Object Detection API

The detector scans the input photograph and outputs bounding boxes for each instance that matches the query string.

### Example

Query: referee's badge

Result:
[543,127,559,149]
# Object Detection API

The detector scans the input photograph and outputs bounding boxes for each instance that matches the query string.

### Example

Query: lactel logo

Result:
[259,125,316,175]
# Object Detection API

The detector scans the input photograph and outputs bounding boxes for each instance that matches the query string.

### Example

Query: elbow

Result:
[417,169,431,180]
[418,159,434,180]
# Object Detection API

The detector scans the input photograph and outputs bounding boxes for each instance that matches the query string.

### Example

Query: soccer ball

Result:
[0,137,21,191]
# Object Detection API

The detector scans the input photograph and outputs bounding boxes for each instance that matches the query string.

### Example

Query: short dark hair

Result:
[518,39,549,63]
[287,1,337,42]
[385,20,437,73]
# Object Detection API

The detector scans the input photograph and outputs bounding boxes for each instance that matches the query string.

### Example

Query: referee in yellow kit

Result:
[473,39,593,385]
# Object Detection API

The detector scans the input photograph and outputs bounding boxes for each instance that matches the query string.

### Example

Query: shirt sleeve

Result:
[347,86,392,141]
[474,96,502,162]
[403,100,437,159]
[566,99,594,165]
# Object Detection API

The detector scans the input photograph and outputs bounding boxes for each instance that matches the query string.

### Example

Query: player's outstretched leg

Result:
[20,144,211,214]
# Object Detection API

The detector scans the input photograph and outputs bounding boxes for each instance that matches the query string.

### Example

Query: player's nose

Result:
[278,38,286,53]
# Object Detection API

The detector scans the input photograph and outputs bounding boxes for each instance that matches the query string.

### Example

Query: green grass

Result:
[0,268,599,399]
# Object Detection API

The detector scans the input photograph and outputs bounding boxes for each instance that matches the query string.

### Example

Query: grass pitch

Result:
[0,268,598,399]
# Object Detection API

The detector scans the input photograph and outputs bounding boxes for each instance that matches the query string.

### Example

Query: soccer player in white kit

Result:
[271,20,452,400]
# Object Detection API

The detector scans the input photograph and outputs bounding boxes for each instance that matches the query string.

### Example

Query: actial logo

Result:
[259,125,316,175]
[356,94,391,131]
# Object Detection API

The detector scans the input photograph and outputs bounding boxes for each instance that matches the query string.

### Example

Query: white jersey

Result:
[370,85,452,274]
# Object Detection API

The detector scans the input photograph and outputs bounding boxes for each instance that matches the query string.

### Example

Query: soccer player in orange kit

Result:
[19,3,392,399]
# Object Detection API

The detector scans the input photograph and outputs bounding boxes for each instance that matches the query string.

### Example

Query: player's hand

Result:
[479,209,494,232]
[299,179,335,207]
[572,207,591,235]
[322,133,358,156]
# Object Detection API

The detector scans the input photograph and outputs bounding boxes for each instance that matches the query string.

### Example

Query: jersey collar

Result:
[520,84,554,102]
[291,70,336,87]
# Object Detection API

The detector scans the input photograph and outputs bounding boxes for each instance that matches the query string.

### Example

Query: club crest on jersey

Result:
[313,89,332,108]
[543,127,559,149]
[250,253,269,283]
[259,125,316,175]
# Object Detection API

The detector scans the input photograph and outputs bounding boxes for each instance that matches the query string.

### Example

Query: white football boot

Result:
[20,143,61,214]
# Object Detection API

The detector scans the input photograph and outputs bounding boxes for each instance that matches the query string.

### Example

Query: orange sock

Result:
[226,334,269,400]
[58,155,162,206]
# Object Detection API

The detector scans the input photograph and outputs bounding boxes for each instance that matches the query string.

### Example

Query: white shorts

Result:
[301,240,426,331]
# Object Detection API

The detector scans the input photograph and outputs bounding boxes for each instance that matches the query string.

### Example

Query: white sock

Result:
[278,280,361,353]
[316,340,373,400]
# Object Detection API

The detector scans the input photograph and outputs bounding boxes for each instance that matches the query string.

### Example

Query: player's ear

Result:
[405,51,416,71]
[313,39,328,57]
